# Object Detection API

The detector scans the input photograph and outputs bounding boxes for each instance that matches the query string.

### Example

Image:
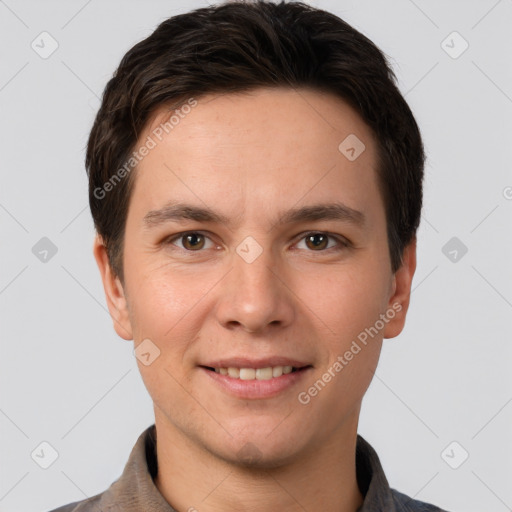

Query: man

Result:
[50,1,449,510]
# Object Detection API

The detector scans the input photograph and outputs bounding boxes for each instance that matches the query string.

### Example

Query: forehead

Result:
[128,87,382,228]
[146,87,374,152]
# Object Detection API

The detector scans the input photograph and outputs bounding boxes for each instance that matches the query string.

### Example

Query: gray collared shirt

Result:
[48,424,449,512]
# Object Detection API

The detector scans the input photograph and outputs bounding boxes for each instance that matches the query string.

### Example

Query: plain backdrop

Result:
[1,1,511,511]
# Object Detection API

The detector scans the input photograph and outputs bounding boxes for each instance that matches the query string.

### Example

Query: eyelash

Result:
[164,231,350,255]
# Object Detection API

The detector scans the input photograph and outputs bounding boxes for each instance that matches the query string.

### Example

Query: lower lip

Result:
[200,366,312,399]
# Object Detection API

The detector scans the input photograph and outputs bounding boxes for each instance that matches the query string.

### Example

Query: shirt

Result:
[48,424,450,512]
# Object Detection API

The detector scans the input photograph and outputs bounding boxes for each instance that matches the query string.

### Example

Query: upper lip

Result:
[200,357,312,369]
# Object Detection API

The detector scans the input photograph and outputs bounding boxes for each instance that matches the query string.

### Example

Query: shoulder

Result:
[45,424,157,512]
[45,494,104,512]
[391,488,451,512]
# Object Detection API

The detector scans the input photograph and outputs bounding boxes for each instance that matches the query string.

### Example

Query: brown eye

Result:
[304,233,329,251]
[167,232,215,252]
[295,232,349,253]
[181,233,205,250]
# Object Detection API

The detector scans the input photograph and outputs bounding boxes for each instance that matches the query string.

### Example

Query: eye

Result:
[167,232,216,251]
[295,232,349,252]
[164,231,350,254]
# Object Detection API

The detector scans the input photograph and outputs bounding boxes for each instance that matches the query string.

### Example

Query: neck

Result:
[153,409,364,512]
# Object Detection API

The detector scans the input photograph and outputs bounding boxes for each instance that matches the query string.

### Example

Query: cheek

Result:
[308,262,389,341]
[305,262,388,399]
[298,269,385,419]
[124,253,201,340]
[126,266,203,405]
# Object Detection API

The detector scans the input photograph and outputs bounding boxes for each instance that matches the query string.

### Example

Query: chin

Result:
[208,427,307,470]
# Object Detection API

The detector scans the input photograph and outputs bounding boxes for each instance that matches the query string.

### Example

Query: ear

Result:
[93,235,133,340]
[382,237,417,339]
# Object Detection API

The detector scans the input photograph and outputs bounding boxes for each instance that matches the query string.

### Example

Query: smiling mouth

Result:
[200,365,311,380]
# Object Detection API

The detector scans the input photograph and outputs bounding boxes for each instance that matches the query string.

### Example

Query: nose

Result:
[214,241,295,334]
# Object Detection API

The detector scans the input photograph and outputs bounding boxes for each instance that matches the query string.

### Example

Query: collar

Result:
[95,424,399,511]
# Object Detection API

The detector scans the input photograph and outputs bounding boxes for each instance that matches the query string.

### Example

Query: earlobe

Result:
[383,238,417,340]
[93,235,133,341]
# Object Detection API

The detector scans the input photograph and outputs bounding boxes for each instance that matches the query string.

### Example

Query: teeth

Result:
[227,367,240,378]
[240,368,256,380]
[213,365,301,380]
[272,366,283,377]
[256,367,273,380]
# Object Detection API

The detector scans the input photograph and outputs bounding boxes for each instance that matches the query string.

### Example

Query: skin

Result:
[94,87,416,512]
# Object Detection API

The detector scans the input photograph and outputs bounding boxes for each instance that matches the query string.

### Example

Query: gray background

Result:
[1,0,511,511]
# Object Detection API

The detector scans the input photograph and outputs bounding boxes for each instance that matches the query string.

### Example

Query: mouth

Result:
[199,359,313,399]
[200,365,311,380]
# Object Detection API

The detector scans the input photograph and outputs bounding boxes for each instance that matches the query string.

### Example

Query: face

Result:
[95,87,416,467]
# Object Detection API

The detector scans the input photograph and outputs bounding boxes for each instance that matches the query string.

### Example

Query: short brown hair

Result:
[86,0,425,282]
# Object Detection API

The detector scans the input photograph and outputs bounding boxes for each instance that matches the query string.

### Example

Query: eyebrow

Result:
[142,201,366,230]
